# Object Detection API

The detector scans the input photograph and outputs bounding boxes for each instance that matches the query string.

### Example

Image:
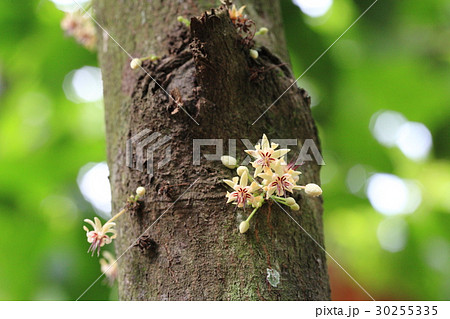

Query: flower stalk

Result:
[107,208,127,223]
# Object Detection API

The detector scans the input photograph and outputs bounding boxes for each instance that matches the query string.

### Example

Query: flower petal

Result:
[103,222,116,233]
[261,134,269,150]
[239,171,248,186]
[249,181,261,192]
[223,179,236,188]
[84,218,96,229]
[244,150,258,158]
[288,170,301,177]
[94,217,102,230]
[273,149,290,159]
[253,165,262,178]
[227,195,236,203]
[258,172,272,181]
[266,186,276,199]
[272,161,285,176]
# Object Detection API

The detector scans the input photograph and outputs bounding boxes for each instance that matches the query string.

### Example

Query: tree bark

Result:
[94,0,330,300]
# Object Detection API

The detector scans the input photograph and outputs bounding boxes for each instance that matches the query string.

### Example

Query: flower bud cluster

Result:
[222,134,323,233]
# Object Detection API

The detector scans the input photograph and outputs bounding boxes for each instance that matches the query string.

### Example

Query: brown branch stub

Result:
[134,235,157,253]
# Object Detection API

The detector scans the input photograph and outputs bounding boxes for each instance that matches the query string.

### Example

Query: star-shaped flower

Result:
[224,171,261,208]
[258,160,300,198]
[245,134,290,177]
[229,4,246,23]
[83,217,117,257]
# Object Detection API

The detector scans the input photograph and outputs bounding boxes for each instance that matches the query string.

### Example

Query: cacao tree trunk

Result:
[94,0,330,300]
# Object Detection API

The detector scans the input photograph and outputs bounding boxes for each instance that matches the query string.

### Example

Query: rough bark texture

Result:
[94,0,330,300]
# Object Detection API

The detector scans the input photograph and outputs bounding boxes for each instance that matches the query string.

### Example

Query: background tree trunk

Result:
[94,0,330,300]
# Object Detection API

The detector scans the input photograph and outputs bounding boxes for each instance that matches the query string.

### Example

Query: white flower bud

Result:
[290,203,300,211]
[236,166,249,176]
[221,155,237,169]
[130,58,142,69]
[239,220,250,233]
[305,183,322,197]
[136,186,146,197]
[249,49,259,59]
[285,197,296,206]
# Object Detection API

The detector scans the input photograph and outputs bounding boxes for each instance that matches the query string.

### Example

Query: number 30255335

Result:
[375,305,438,316]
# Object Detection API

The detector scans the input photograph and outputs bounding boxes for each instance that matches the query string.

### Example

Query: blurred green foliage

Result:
[0,0,112,300]
[281,0,450,300]
[0,0,448,300]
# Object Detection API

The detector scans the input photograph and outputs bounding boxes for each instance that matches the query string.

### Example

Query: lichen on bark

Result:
[94,0,330,300]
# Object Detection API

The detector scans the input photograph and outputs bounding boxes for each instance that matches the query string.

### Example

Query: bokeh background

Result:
[0,0,449,300]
